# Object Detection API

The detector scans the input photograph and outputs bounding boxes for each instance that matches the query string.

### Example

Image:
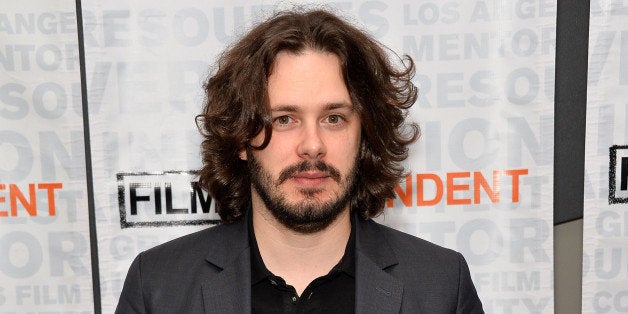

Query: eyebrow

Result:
[271,102,353,113]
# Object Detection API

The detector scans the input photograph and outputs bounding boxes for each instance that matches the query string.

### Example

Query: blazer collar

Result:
[201,216,251,314]
[202,211,398,269]
[355,217,404,314]
[203,217,249,269]
[355,217,398,269]
[198,212,405,314]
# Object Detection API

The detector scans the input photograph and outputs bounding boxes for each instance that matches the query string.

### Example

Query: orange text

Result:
[0,183,63,217]
[386,169,528,207]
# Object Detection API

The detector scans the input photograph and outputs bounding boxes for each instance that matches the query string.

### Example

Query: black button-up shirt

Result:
[250,218,355,314]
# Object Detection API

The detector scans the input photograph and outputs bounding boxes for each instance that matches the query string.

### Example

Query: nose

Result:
[297,122,326,160]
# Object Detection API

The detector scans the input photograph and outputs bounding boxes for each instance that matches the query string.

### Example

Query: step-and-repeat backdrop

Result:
[583,1,628,313]
[2,1,556,312]
[0,1,94,312]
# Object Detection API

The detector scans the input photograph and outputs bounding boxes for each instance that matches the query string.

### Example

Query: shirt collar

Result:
[249,211,356,285]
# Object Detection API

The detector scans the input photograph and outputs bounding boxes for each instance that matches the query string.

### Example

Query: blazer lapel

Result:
[196,214,406,313]
[355,218,404,314]
[200,219,252,314]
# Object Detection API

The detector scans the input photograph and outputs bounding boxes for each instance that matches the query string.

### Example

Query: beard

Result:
[248,153,358,234]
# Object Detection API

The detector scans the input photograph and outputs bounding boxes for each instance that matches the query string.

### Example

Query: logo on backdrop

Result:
[609,145,628,204]
[386,169,529,207]
[117,171,220,228]
[0,183,63,218]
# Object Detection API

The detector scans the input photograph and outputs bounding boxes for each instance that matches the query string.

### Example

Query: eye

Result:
[325,114,345,124]
[275,116,292,125]
[272,115,297,130]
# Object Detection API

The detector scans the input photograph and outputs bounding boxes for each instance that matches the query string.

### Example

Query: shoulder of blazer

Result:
[138,219,249,273]
[117,219,252,313]
[356,217,484,313]
[356,217,462,269]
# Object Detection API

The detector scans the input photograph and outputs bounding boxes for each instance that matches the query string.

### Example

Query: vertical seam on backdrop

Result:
[553,0,590,224]
[74,0,102,313]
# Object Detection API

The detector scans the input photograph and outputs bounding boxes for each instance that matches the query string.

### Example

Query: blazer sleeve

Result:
[116,254,147,314]
[456,253,484,314]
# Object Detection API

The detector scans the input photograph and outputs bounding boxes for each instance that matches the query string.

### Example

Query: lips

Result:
[291,171,330,187]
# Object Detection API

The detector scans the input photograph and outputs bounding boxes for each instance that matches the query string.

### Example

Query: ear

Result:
[238,148,248,161]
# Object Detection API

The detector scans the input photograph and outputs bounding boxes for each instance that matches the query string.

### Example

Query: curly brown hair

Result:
[196,9,419,223]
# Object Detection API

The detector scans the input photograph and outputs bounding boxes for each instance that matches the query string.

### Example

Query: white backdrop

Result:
[582,1,628,313]
[379,1,555,312]
[1,0,556,312]
[0,0,94,312]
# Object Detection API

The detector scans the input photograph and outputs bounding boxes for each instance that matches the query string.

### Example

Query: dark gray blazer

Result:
[116,215,483,313]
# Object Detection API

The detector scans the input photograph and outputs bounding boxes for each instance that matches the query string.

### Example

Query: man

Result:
[117,9,483,314]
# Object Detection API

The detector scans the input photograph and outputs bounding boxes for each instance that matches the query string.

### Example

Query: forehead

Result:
[267,49,351,109]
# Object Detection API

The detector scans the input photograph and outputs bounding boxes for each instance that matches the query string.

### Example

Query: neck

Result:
[251,196,351,296]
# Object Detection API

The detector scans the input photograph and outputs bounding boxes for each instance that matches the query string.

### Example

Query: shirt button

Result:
[292,296,297,303]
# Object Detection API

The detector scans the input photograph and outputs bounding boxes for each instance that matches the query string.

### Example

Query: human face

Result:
[245,49,361,233]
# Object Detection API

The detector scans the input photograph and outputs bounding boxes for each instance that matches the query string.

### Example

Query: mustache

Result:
[277,160,341,184]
